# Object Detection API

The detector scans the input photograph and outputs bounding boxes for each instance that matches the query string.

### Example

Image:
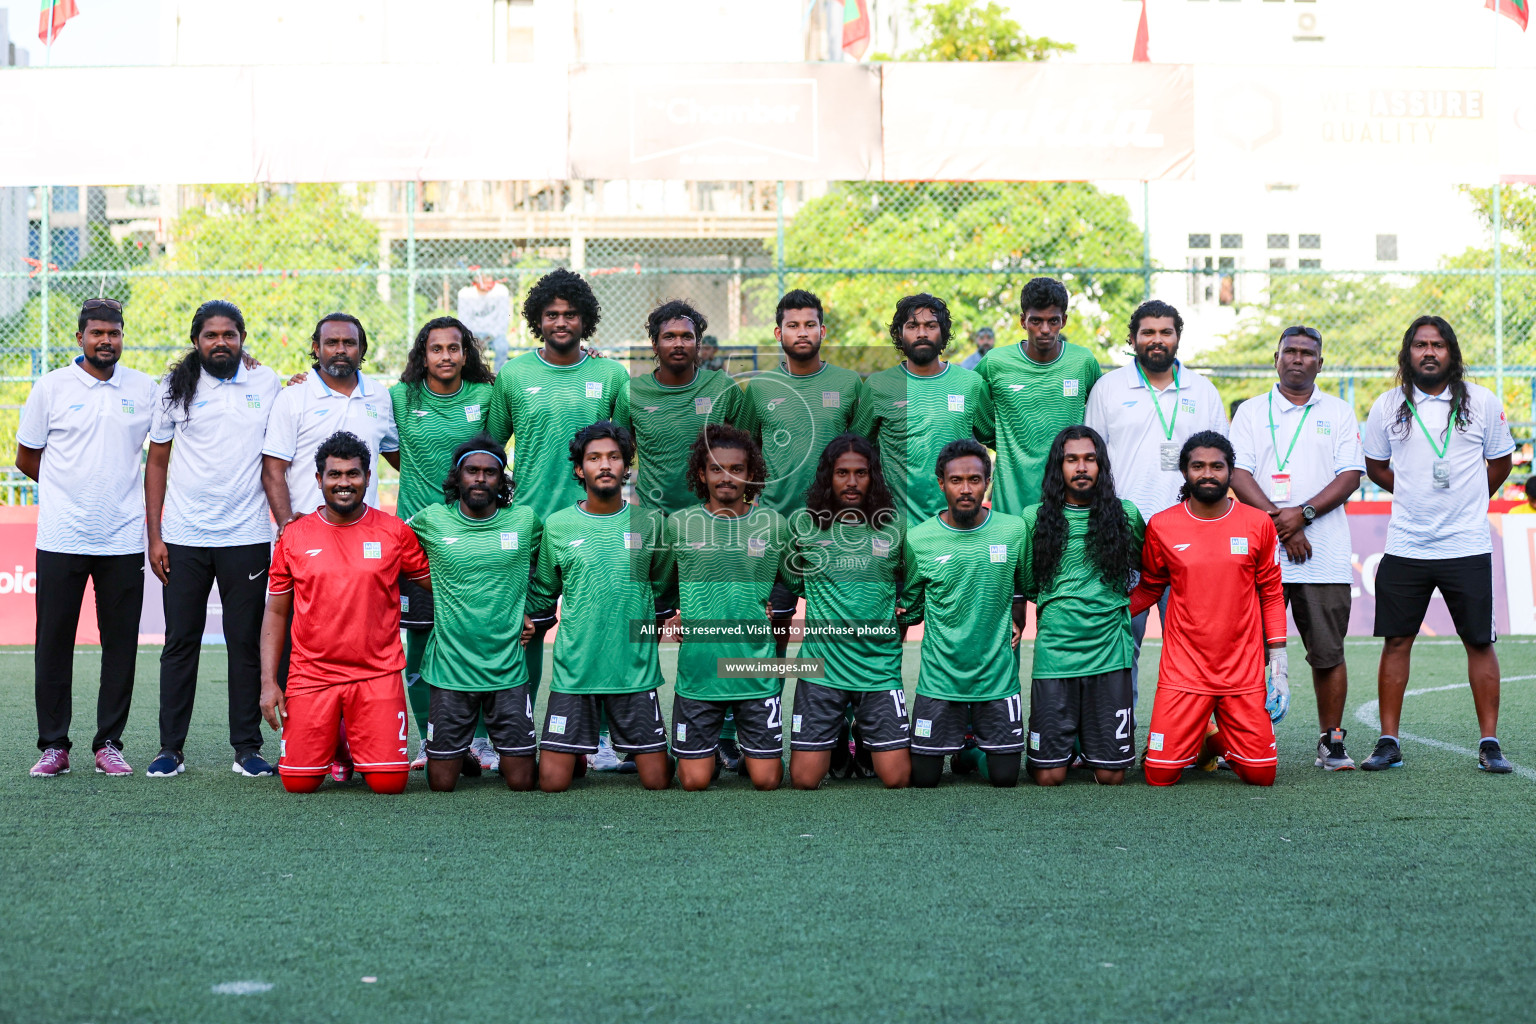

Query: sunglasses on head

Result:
[1279,325,1321,342]
[81,298,123,312]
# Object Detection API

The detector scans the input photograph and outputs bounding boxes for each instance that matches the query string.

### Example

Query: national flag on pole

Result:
[1132,0,1150,61]
[38,0,79,44]
[1488,0,1530,31]
[842,0,871,59]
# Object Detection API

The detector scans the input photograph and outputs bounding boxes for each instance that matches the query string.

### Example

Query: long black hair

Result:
[888,293,952,352]
[687,423,767,504]
[1392,314,1471,441]
[805,433,897,530]
[1032,425,1137,594]
[400,316,495,411]
[163,300,246,417]
[442,434,512,508]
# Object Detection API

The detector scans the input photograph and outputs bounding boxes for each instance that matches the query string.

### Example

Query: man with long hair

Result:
[144,300,282,779]
[661,424,793,791]
[1133,431,1287,787]
[406,436,541,792]
[787,433,911,789]
[1020,425,1143,786]
[389,315,498,771]
[1360,316,1516,772]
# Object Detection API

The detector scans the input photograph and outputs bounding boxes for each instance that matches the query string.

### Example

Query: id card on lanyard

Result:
[1267,391,1312,501]
[1408,397,1455,490]
[1137,363,1181,471]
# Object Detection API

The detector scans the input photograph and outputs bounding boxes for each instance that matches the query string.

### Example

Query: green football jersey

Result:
[977,341,1102,513]
[615,368,746,515]
[531,502,668,695]
[738,361,867,515]
[899,509,1026,702]
[790,515,905,692]
[851,362,995,527]
[661,504,793,701]
[486,351,630,521]
[388,380,494,520]
[407,502,541,692]
[1019,499,1145,679]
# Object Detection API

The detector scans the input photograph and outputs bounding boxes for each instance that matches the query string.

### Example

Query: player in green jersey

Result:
[616,300,745,515]
[852,294,995,527]
[737,290,868,669]
[899,438,1028,788]
[662,424,794,791]
[532,421,674,792]
[407,437,543,791]
[787,433,911,790]
[977,278,1103,513]
[389,317,498,770]
[1020,425,1144,786]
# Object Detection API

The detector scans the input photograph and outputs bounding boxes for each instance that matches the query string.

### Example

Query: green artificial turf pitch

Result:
[2,639,1535,1024]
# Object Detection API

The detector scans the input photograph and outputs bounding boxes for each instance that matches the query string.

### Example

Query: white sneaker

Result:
[588,733,623,771]
[410,741,429,771]
[469,736,500,772]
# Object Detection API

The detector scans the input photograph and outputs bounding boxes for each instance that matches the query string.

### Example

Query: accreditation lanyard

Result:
[1137,363,1182,471]
[1408,396,1456,489]
[1266,390,1313,500]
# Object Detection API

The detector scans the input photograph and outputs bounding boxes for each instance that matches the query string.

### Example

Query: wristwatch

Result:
[1301,504,1317,524]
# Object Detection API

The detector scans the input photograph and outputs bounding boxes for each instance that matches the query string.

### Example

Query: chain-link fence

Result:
[3,178,1533,502]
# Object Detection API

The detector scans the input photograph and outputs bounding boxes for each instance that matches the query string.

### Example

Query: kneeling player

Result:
[788,434,911,789]
[1021,426,1144,786]
[1132,431,1289,787]
[259,431,430,794]
[408,437,542,791]
[533,422,674,792]
[664,425,793,791]
[900,439,1028,788]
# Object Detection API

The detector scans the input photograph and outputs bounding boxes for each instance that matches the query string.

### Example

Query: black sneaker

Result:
[1360,737,1404,771]
[1479,740,1513,774]
[716,736,743,774]
[1314,728,1356,771]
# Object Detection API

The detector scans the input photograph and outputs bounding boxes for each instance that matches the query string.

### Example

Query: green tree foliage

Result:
[897,0,1074,63]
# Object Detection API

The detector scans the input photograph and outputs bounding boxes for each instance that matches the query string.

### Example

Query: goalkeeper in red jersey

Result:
[1131,430,1289,787]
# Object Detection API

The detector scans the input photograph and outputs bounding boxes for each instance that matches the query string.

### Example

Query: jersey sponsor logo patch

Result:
[362,542,382,559]
[623,532,643,550]
[1063,379,1080,397]
[791,714,802,733]
[120,399,136,414]
[676,723,687,742]
[694,396,713,415]
[401,595,410,613]
[989,544,1007,563]
[933,553,953,565]
[1230,537,1249,555]
[306,548,323,557]
[1315,419,1331,435]
[501,532,519,550]
[548,714,567,735]
[245,394,262,409]
[1149,731,1165,751]
[872,536,891,558]
[914,718,933,738]
[1180,397,1196,413]
[585,381,603,399]
[822,391,840,408]
[947,394,965,412]
[747,538,768,557]
[364,404,378,418]
[464,404,481,422]
[1029,731,1040,750]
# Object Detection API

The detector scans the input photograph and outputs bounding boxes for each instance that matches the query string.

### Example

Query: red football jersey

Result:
[268,506,430,693]
[1130,499,1285,696]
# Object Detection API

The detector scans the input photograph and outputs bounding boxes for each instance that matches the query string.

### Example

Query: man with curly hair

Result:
[659,424,794,791]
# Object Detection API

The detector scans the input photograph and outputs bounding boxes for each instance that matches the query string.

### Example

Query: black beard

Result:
[83,350,119,371]
[1413,365,1450,390]
[462,488,495,512]
[544,334,582,356]
[1190,481,1226,504]
[325,493,363,517]
[588,479,623,501]
[1137,347,1175,373]
[203,351,239,378]
[903,342,941,367]
[951,504,981,528]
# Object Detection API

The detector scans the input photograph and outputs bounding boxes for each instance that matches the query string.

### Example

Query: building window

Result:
[1270,257,1287,270]
[1188,233,1211,249]
[1267,233,1289,249]
[1299,258,1322,269]
[1220,233,1243,249]
[1376,234,1398,262]
[1298,234,1321,250]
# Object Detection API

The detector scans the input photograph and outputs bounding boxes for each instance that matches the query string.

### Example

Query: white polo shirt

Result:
[1084,359,1229,522]
[260,370,399,515]
[149,362,282,547]
[1362,381,1514,560]
[17,358,157,555]
[1231,385,1365,584]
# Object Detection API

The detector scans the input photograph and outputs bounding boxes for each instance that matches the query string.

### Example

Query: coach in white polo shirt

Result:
[261,312,400,529]
[144,301,283,780]
[1359,315,1515,774]
[1231,326,1365,772]
[16,298,157,779]
[1084,299,1227,698]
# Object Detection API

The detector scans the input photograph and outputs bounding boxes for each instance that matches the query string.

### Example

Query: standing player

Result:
[19,298,156,778]
[259,432,431,794]
[977,278,1102,513]
[1085,300,1227,697]
[1020,426,1144,786]
[532,422,673,792]
[1230,326,1364,771]
[663,425,793,791]
[959,326,994,371]
[853,294,995,527]
[388,316,497,771]
[900,439,1028,788]
[1360,316,1516,773]
[408,437,541,791]
[144,300,282,779]
[1132,432,1288,787]
[487,269,629,766]
[787,434,911,790]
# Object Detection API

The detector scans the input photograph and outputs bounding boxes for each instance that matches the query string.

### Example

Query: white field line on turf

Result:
[1353,674,1536,781]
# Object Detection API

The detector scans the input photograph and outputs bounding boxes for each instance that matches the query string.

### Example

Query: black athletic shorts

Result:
[399,575,434,631]
[1027,669,1135,770]
[790,681,910,752]
[769,580,798,618]
[426,684,536,759]
[1284,582,1352,669]
[672,694,783,760]
[540,690,669,755]
[1373,552,1496,645]
[910,692,1025,755]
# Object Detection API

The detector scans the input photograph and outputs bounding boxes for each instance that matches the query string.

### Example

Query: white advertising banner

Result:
[1501,514,1536,635]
